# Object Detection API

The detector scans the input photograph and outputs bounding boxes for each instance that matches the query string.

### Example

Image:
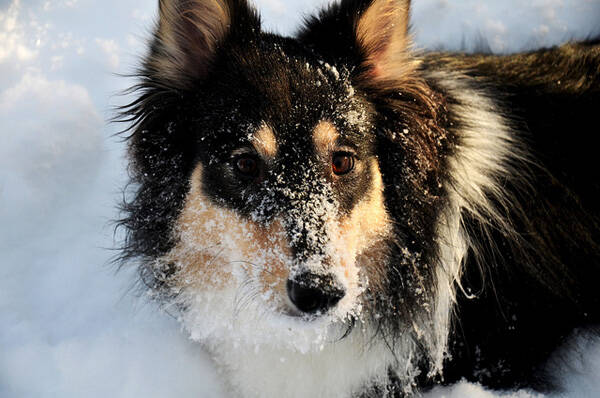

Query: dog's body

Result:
[119,0,600,396]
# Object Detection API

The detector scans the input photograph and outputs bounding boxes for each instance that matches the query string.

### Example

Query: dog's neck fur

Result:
[207,329,400,398]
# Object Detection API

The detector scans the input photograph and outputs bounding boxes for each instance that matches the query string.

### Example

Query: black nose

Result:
[286,273,345,314]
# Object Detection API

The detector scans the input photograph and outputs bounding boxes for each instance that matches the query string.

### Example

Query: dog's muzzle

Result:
[286,272,345,314]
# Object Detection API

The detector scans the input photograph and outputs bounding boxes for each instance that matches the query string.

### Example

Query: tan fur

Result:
[334,159,391,289]
[312,120,339,158]
[164,164,291,300]
[149,0,231,88]
[252,124,278,159]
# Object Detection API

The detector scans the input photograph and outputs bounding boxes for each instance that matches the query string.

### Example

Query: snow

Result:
[1,0,599,397]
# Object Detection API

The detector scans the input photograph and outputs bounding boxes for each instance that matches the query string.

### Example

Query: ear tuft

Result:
[147,0,259,89]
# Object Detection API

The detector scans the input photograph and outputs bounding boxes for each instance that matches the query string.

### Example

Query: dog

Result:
[118,0,600,396]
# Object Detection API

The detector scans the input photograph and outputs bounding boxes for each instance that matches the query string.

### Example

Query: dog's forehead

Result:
[211,40,373,142]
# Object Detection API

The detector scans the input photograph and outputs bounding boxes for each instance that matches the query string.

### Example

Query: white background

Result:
[1,0,599,396]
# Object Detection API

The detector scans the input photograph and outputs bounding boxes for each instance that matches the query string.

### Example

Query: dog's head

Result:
[122,0,450,352]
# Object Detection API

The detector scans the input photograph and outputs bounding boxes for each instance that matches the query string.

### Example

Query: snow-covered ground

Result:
[1,0,599,396]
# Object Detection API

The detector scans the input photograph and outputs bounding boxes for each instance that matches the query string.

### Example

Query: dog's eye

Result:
[234,155,259,178]
[332,152,355,175]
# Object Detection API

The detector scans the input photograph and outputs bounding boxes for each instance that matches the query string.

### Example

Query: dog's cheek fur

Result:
[163,164,292,303]
[334,159,392,296]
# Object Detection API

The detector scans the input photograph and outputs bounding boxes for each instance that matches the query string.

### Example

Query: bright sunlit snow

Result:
[1,0,599,397]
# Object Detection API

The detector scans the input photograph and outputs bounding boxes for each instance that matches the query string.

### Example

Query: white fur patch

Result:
[179,286,404,398]
[425,71,528,374]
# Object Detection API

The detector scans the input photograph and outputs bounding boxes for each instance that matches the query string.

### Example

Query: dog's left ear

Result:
[298,0,414,86]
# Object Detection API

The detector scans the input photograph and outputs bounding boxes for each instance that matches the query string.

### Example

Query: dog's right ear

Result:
[146,0,260,89]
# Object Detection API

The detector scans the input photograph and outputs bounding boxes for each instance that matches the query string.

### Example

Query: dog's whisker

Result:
[233,278,261,318]
[227,260,279,277]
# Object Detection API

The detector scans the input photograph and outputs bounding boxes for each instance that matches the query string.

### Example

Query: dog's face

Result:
[164,38,393,335]
[124,0,449,352]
